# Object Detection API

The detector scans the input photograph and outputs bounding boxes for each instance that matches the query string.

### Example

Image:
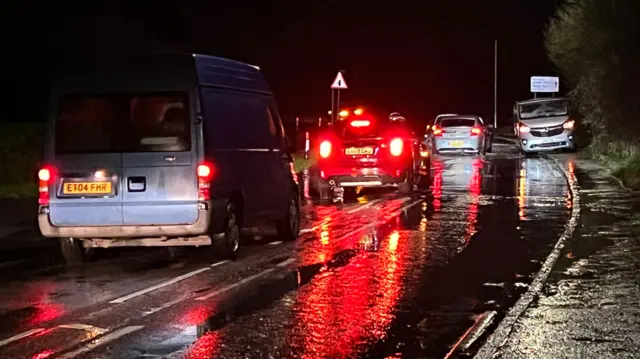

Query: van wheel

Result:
[220,203,240,260]
[276,195,301,241]
[60,238,93,265]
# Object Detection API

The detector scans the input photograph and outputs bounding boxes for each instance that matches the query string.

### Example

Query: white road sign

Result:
[331,72,348,90]
[530,76,559,93]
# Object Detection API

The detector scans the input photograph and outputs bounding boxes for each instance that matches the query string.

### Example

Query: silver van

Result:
[38,54,301,264]
[513,97,576,153]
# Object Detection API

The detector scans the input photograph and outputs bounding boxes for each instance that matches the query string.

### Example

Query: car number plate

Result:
[345,147,374,155]
[63,182,112,195]
[449,140,464,147]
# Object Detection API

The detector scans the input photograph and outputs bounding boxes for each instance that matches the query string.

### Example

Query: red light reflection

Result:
[182,332,220,359]
[31,350,54,359]
[465,159,483,243]
[288,229,409,358]
[431,158,444,212]
[180,305,214,326]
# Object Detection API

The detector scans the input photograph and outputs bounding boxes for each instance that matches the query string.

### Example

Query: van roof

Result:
[52,53,272,95]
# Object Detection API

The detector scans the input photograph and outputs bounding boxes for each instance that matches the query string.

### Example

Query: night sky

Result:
[12,0,562,127]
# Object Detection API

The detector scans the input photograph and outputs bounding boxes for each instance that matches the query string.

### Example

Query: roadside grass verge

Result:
[588,139,640,190]
[0,184,37,199]
[292,152,317,172]
[0,122,43,199]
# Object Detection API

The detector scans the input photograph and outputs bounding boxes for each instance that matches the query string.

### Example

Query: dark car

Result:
[38,54,301,264]
[314,107,431,202]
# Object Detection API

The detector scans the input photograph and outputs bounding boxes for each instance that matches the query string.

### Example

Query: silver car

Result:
[429,115,491,155]
[514,97,575,153]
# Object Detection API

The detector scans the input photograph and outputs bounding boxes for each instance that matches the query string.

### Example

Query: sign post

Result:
[530,76,559,98]
[330,71,348,125]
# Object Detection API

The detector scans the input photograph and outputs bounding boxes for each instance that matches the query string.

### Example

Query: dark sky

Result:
[12,0,563,127]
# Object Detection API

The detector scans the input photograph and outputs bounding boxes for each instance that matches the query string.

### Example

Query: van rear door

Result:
[121,92,199,226]
[49,95,124,227]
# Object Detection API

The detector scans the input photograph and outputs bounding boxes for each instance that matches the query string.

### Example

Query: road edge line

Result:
[473,155,581,359]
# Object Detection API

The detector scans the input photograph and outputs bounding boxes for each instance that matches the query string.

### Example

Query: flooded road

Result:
[0,148,574,359]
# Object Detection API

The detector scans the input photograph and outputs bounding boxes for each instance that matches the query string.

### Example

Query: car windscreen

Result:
[336,118,409,140]
[518,100,569,120]
[439,118,476,127]
[55,92,191,154]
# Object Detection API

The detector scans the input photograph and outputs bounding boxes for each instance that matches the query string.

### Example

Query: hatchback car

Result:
[314,107,431,202]
[429,115,492,155]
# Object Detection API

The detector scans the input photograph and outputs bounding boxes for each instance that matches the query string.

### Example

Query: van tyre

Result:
[398,171,415,194]
[276,195,301,241]
[60,238,93,265]
[220,203,240,261]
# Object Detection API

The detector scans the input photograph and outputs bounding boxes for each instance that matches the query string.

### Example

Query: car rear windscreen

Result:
[55,92,190,154]
[439,118,476,127]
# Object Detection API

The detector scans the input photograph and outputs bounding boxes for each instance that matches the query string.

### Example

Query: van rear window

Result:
[55,92,191,154]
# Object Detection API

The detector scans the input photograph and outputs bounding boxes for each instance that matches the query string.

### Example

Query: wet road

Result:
[0,146,574,359]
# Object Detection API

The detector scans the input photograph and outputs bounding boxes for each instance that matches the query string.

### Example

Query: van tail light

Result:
[197,162,215,201]
[390,138,404,156]
[319,140,332,158]
[563,119,575,130]
[519,124,531,133]
[432,126,444,136]
[470,126,482,136]
[38,166,54,205]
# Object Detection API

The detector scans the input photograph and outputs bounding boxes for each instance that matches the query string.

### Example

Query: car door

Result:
[121,92,199,226]
[49,95,124,227]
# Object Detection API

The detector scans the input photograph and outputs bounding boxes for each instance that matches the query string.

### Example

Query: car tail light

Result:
[319,140,332,158]
[197,162,214,201]
[38,166,54,205]
[470,126,482,136]
[390,138,403,156]
[563,119,575,130]
[519,124,531,133]
[349,120,370,128]
[432,126,444,136]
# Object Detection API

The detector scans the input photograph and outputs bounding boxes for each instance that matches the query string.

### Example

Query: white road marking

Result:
[0,328,45,347]
[211,260,229,267]
[196,268,275,301]
[299,228,315,234]
[58,325,144,359]
[276,258,296,267]
[268,241,283,245]
[333,199,422,242]
[346,198,384,214]
[474,155,581,359]
[109,267,212,304]
[58,324,106,333]
[141,296,188,317]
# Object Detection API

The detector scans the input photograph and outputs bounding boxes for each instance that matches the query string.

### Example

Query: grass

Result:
[292,152,317,172]
[0,183,37,199]
[588,139,640,190]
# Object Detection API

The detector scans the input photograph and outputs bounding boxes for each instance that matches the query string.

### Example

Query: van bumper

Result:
[38,204,217,239]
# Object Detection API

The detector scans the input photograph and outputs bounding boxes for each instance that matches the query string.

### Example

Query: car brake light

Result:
[197,162,214,201]
[470,126,482,136]
[319,140,332,158]
[563,119,575,130]
[519,124,531,133]
[349,120,370,128]
[38,166,54,205]
[390,138,403,156]
[432,126,444,136]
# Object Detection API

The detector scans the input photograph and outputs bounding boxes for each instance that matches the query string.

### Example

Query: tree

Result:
[545,0,640,140]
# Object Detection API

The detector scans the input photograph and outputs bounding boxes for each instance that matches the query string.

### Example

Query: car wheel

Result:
[60,238,93,266]
[219,203,240,260]
[276,194,301,241]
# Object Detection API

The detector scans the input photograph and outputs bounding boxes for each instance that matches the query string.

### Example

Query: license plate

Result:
[63,182,112,195]
[345,147,374,155]
[449,140,464,147]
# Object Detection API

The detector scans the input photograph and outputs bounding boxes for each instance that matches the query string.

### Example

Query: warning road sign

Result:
[331,72,348,90]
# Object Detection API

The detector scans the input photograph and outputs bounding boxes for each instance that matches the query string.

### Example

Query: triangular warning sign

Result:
[331,72,348,89]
